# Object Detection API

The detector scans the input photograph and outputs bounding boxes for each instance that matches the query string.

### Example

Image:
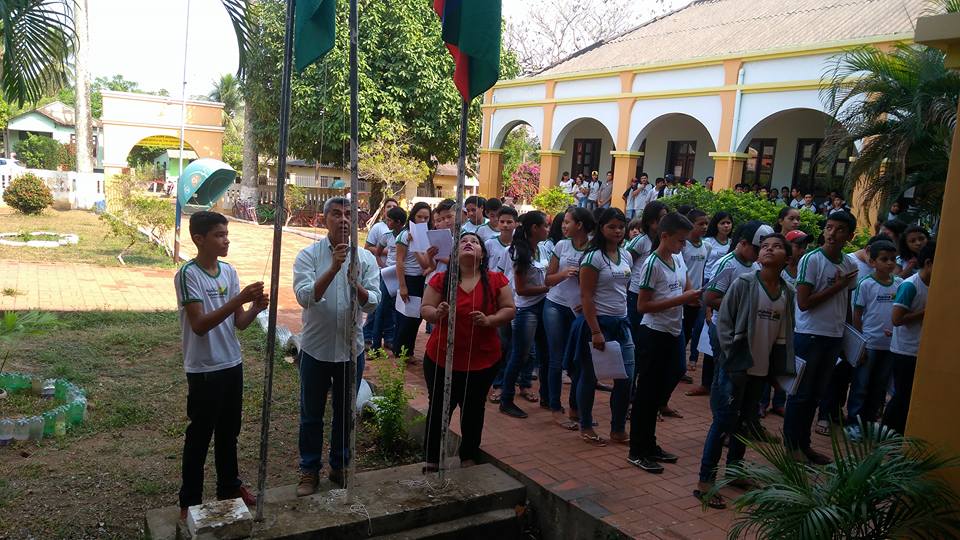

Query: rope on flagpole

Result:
[254,0,297,522]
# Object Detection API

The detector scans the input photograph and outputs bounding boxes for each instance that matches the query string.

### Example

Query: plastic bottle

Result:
[54,408,67,437]
[28,416,44,440]
[68,398,85,426]
[0,419,13,445]
[53,379,67,401]
[14,418,30,441]
[42,411,56,437]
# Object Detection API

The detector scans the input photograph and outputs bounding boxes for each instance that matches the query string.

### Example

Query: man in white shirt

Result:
[293,197,381,495]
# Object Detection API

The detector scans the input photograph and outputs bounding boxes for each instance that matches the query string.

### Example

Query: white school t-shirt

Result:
[501,246,548,308]
[747,277,788,377]
[794,248,859,337]
[637,253,687,336]
[395,229,424,276]
[781,268,798,291]
[485,236,511,276]
[366,221,389,250]
[626,234,655,293]
[890,273,928,357]
[708,252,755,326]
[378,230,399,267]
[581,247,632,317]
[461,219,488,235]
[703,237,730,281]
[475,222,499,244]
[682,239,710,290]
[174,260,243,374]
[853,274,902,351]
[547,238,587,309]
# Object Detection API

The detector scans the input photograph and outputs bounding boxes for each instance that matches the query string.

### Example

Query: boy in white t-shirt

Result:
[461,195,488,234]
[363,198,399,345]
[681,209,710,381]
[882,241,934,434]
[627,212,700,474]
[174,211,268,518]
[847,240,901,431]
[485,206,517,273]
[783,211,859,465]
[369,206,407,350]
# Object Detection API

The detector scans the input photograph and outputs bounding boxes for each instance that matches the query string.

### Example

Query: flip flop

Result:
[556,420,578,431]
[519,390,540,403]
[815,421,831,436]
[580,433,607,447]
[693,489,726,509]
[661,408,684,419]
[488,391,501,404]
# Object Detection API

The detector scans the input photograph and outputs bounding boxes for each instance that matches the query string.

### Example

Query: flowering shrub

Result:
[503,162,540,204]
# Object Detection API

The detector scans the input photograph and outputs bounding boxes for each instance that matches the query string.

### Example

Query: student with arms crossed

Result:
[293,197,381,494]
[627,212,700,473]
[846,240,902,438]
[696,233,796,509]
[783,211,859,465]
[883,241,935,434]
[175,211,269,518]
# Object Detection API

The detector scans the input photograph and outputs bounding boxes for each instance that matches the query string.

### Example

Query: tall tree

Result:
[0,0,74,106]
[209,73,242,124]
[73,0,93,173]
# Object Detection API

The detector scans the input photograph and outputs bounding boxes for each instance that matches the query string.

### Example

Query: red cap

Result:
[785,230,811,243]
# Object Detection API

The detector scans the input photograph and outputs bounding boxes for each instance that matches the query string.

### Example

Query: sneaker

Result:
[771,406,786,417]
[649,446,678,464]
[845,424,863,442]
[328,468,345,488]
[627,455,664,474]
[499,400,528,419]
[218,485,256,507]
[179,507,188,522]
[296,470,319,497]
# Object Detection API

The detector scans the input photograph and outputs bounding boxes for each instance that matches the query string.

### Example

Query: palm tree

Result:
[820,16,960,217]
[209,73,242,123]
[0,0,74,106]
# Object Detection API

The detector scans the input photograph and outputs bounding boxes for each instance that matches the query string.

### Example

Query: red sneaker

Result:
[220,485,257,507]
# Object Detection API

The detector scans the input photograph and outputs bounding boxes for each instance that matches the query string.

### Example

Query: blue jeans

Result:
[501,300,549,404]
[492,324,511,389]
[576,320,634,432]
[759,383,787,410]
[783,333,843,451]
[847,348,895,423]
[543,299,577,412]
[881,353,916,434]
[369,278,396,349]
[685,304,706,365]
[698,368,765,483]
[298,351,365,472]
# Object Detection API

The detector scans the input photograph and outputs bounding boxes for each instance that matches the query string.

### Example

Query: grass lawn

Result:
[0,311,419,538]
[0,207,174,268]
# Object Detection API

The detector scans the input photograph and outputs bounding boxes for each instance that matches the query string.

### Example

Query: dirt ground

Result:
[0,311,418,539]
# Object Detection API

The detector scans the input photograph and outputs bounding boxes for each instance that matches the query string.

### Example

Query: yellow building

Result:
[478,0,925,224]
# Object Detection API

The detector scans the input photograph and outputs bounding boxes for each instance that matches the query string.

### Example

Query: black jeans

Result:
[178,364,243,508]
[629,326,680,457]
[882,353,916,434]
[423,355,499,464]
[818,360,854,424]
[393,274,426,359]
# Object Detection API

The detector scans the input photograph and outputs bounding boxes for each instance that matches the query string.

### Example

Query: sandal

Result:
[687,362,697,372]
[556,419,578,431]
[488,390,501,404]
[685,386,710,397]
[815,420,831,436]
[519,389,540,403]
[580,432,607,447]
[693,489,726,509]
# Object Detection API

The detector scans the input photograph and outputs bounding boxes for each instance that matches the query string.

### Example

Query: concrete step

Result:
[369,508,521,540]
[145,463,526,539]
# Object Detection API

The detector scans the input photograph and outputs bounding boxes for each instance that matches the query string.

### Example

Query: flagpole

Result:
[173,0,192,264]
[438,98,469,482]
[254,0,296,522]
[345,0,361,500]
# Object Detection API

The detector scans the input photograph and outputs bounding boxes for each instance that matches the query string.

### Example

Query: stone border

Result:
[0,231,80,248]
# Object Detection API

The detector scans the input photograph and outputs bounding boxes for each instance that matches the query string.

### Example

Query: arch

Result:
[734,90,863,152]
[628,96,722,151]
[490,107,544,149]
[551,103,619,151]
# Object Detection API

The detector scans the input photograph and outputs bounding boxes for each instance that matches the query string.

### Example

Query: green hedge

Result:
[661,185,823,239]
[2,173,53,215]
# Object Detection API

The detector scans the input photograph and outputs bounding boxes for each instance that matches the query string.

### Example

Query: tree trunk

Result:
[240,101,259,201]
[74,0,95,173]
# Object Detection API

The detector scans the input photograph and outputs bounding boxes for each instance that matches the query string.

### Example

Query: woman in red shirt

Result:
[420,232,516,472]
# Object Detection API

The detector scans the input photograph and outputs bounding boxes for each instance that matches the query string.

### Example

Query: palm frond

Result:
[0,0,74,106]
[923,0,960,15]
[219,0,251,76]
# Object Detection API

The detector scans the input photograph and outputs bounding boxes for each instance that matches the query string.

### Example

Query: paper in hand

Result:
[380,265,399,297]
[591,341,628,380]
[842,323,867,367]
[775,356,807,396]
[395,294,422,317]
[427,229,454,260]
[410,222,431,253]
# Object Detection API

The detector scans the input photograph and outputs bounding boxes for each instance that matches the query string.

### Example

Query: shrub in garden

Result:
[532,186,575,216]
[2,173,53,215]
[15,134,63,170]
[503,162,540,204]
[662,185,822,238]
[369,347,417,455]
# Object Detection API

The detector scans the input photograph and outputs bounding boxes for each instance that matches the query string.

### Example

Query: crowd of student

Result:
[170,185,935,516]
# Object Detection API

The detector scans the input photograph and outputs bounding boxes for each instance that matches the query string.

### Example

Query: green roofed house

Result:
[4,101,104,170]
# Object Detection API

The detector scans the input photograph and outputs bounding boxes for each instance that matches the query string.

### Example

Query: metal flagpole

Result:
[345,0,360,499]
[174,0,192,264]
[254,0,297,522]
[438,98,469,481]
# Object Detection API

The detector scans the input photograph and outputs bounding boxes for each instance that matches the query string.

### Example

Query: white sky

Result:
[86,0,688,98]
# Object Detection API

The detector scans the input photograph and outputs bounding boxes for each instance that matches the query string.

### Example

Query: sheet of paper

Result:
[394,294,422,317]
[380,265,399,297]
[775,356,807,396]
[842,323,867,367]
[696,323,713,357]
[410,222,431,253]
[427,229,454,260]
[591,341,628,380]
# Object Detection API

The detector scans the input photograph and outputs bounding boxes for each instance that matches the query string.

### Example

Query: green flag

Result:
[433,0,502,101]
[294,0,336,72]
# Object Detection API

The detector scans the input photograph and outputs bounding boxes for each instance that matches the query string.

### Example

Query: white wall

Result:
[738,108,832,191]
[633,65,725,93]
[557,120,615,179]
[490,107,544,148]
[640,114,717,181]
[742,54,833,85]
[493,84,546,104]
[555,76,620,99]
[552,102,619,151]
[628,95,722,151]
